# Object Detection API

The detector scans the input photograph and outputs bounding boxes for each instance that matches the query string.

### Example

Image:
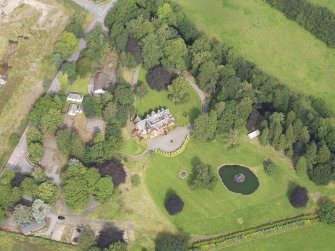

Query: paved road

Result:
[71,0,119,32]
[5,126,35,173]
[182,72,208,113]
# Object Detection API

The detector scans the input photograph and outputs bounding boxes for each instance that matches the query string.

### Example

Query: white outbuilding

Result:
[248,129,261,139]
[67,92,84,103]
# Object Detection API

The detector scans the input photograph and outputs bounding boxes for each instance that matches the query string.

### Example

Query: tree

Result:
[76,57,94,77]
[162,38,188,71]
[41,108,64,134]
[290,186,308,208]
[27,127,43,145]
[93,177,115,204]
[190,162,218,190]
[318,144,331,164]
[0,169,15,185]
[192,112,217,143]
[127,16,153,40]
[36,182,58,204]
[125,37,141,64]
[114,84,134,106]
[157,3,173,20]
[259,127,269,145]
[168,77,190,104]
[165,194,184,215]
[119,52,137,68]
[99,159,126,187]
[147,65,174,91]
[141,34,163,69]
[83,95,98,118]
[103,102,117,123]
[263,159,277,176]
[134,82,148,101]
[71,133,86,160]
[104,241,127,251]
[32,167,48,184]
[77,226,97,250]
[155,232,188,251]
[12,205,34,227]
[86,168,101,192]
[20,177,38,196]
[32,199,50,222]
[197,61,219,92]
[295,156,307,176]
[0,184,21,210]
[319,200,335,224]
[28,143,44,164]
[61,62,77,82]
[53,32,78,59]
[56,129,72,155]
[309,164,332,185]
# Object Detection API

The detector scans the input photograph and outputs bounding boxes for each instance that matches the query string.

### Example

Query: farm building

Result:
[133,108,175,139]
[67,92,83,102]
[92,72,112,94]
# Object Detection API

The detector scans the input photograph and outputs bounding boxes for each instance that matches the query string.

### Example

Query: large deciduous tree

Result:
[53,32,78,60]
[192,112,217,143]
[165,194,184,215]
[32,199,50,222]
[93,177,115,204]
[168,77,190,104]
[13,205,34,227]
[147,65,174,91]
[162,38,188,71]
[319,200,335,224]
[190,161,218,190]
[290,186,309,208]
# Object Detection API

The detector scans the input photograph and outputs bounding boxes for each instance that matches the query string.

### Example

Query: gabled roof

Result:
[67,92,83,102]
[94,72,111,91]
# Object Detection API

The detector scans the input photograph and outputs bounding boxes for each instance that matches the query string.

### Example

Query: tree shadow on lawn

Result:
[97,222,125,249]
[286,181,299,200]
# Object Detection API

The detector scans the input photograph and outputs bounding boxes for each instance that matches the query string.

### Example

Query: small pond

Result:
[218,165,259,195]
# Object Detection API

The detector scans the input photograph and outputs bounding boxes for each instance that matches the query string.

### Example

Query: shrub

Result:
[147,65,174,91]
[263,159,277,176]
[290,186,309,208]
[8,133,19,147]
[165,193,184,215]
[190,162,218,191]
[131,174,141,187]
[28,143,44,164]
[155,232,188,251]
[99,159,126,187]
[27,127,43,145]
[319,200,335,224]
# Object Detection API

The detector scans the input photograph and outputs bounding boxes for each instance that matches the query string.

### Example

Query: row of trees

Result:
[61,160,116,210]
[266,0,335,47]
[0,168,55,221]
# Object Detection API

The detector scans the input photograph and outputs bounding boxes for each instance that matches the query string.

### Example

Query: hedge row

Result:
[155,134,190,157]
[191,214,319,250]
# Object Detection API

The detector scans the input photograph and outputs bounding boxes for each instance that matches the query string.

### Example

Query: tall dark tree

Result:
[290,186,309,208]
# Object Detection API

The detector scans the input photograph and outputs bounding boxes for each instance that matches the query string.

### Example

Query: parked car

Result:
[58,215,65,220]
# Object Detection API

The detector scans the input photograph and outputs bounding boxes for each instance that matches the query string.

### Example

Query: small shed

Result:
[67,93,84,103]
[21,220,47,235]
[248,129,261,139]
[68,104,83,116]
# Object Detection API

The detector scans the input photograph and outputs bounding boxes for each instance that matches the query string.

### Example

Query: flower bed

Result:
[155,134,190,157]
[190,214,320,250]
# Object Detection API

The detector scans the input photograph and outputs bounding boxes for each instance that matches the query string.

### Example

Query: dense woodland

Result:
[105,0,335,186]
[266,0,335,47]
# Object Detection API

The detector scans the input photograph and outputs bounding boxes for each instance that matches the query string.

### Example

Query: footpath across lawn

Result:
[145,136,335,235]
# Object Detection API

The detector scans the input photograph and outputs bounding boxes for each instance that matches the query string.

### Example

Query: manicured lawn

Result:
[224,223,335,251]
[175,0,335,114]
[135,68,201,126]
[121,138,147,156]
[68,76,90,94]
[0,230,77,251]
[145,136,335,235]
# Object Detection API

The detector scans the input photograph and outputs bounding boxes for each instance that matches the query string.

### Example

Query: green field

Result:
[135,68,201,126]
[145,136,334,235]
[225,223,335,251]
[0,231,77,251]
[175,0,335,114]
[308,0,335,13]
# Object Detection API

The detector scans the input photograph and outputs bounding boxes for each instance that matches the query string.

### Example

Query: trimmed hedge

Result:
[191,214,319,250]
[155,134,190,157]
